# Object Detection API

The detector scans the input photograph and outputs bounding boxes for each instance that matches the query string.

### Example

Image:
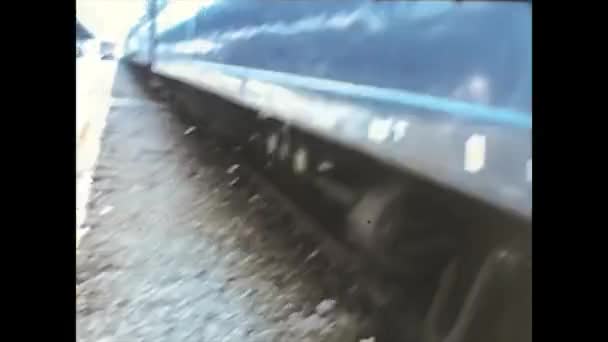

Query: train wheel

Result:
[346,182,461,281]
[422,240,531,342]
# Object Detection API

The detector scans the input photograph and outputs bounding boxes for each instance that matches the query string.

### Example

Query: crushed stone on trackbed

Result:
[76,63,420,342]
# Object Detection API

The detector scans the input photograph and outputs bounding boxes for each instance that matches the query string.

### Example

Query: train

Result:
[123,1,531,341]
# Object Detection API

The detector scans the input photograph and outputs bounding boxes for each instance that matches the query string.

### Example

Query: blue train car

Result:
[124,1,531,341]
[125,0,531,219]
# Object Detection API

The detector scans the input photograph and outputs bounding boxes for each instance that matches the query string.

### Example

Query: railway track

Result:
[128,62,531,342]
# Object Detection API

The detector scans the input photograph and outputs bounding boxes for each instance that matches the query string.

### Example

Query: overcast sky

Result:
[77,0,148,42]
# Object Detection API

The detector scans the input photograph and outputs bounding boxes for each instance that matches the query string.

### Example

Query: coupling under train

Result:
[123,1,531,341]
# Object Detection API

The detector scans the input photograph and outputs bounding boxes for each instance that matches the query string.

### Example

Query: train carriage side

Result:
[123,2,531,341]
